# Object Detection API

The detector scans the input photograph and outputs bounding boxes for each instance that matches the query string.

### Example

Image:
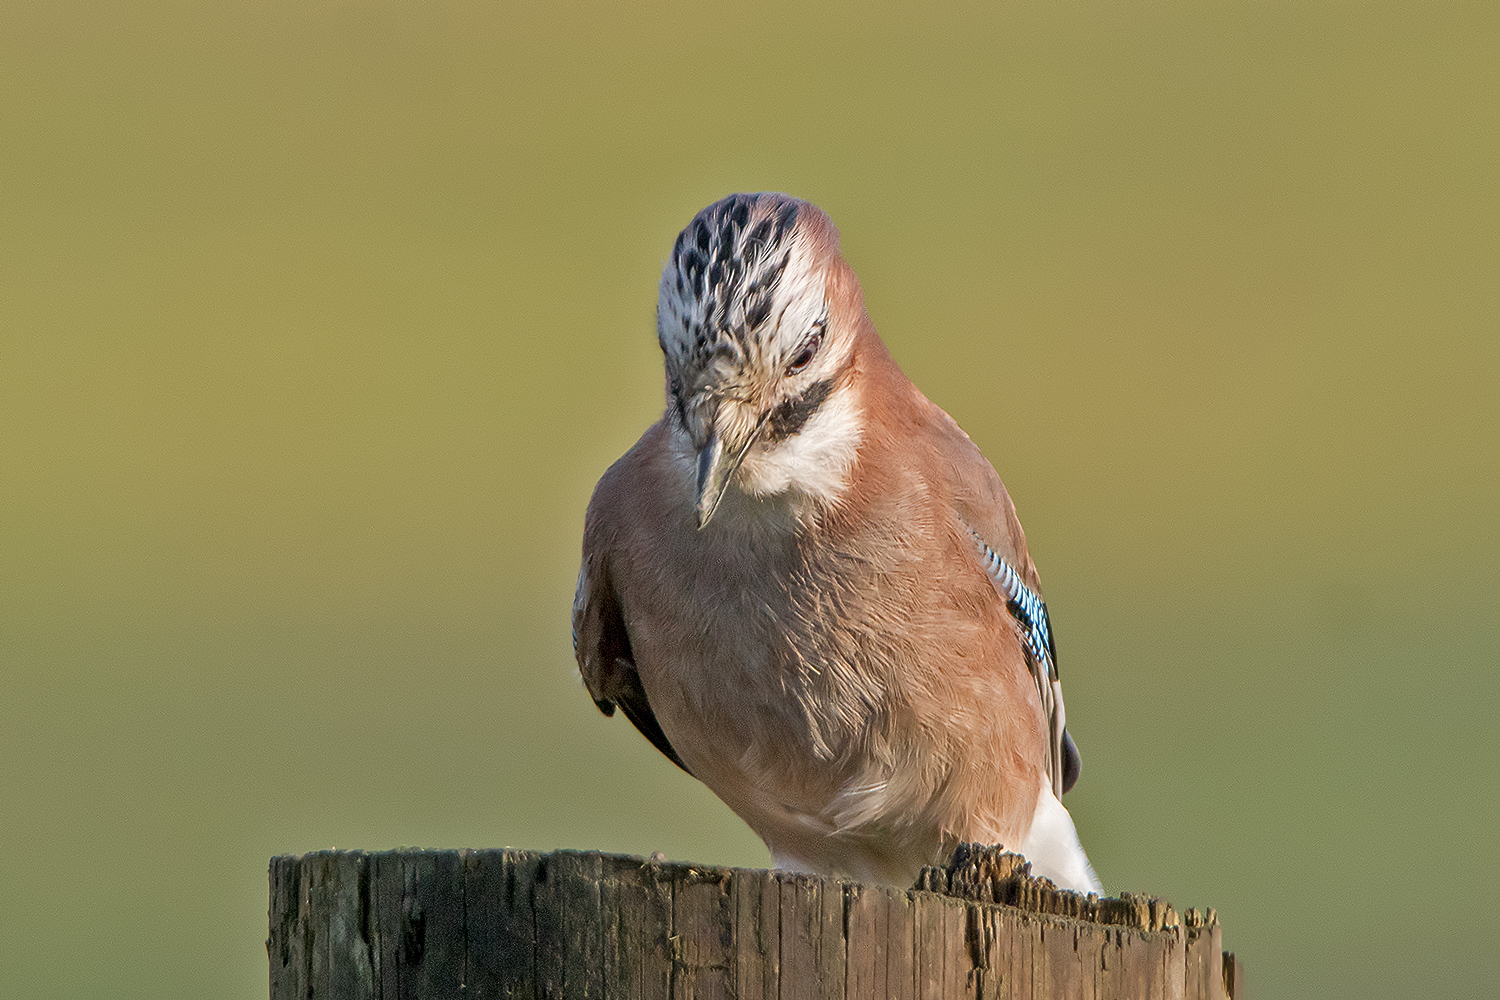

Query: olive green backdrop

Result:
[2,2,1495,998]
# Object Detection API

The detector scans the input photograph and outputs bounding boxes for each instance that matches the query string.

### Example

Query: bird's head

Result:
[657,193,866,528]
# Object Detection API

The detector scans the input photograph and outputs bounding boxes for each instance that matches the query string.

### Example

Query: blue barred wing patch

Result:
[974,538,1058,681]
[960,517,1078,795]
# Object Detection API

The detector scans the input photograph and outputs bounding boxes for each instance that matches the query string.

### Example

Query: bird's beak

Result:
[695,412,771,529]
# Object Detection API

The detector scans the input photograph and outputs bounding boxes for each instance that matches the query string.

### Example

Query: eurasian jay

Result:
[573,193,1100,893]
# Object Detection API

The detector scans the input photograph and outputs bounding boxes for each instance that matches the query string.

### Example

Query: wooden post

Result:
[269,845,1242,999]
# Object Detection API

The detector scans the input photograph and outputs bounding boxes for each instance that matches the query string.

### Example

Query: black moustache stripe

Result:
[764,378,835,442]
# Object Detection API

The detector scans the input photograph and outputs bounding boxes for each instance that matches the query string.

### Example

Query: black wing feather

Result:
[599,660,693,776]
[574,554,693,776]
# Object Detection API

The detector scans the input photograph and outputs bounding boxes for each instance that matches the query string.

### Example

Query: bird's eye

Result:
[785,328,823,376]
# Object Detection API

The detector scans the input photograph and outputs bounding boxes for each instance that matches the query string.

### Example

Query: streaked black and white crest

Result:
[657,193,827,372]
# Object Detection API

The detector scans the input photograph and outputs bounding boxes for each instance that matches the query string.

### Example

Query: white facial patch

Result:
[738,381,862,506]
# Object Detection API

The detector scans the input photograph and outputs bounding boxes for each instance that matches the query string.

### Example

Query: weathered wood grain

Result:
[1223,950,1245,1000]
[269,846,1241,999]
[730,866,778,1000]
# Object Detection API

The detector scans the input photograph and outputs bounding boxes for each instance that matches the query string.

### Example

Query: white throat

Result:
[668,380,864,521]
[738,381,863,508]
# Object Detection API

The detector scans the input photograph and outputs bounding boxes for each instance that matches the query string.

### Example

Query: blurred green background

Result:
[2,2,1496,997]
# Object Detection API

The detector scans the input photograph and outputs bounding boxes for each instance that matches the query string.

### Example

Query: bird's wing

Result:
[920,399,1081,795]
[958,518,1079,795]
[572,548,693,776]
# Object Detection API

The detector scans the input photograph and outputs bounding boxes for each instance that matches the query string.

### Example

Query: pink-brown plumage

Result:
[574,194,1098,891]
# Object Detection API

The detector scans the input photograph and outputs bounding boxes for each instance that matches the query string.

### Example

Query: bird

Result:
[572,193,1100,893]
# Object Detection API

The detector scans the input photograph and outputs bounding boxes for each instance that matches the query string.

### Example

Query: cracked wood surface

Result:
[269,846,1241,999]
